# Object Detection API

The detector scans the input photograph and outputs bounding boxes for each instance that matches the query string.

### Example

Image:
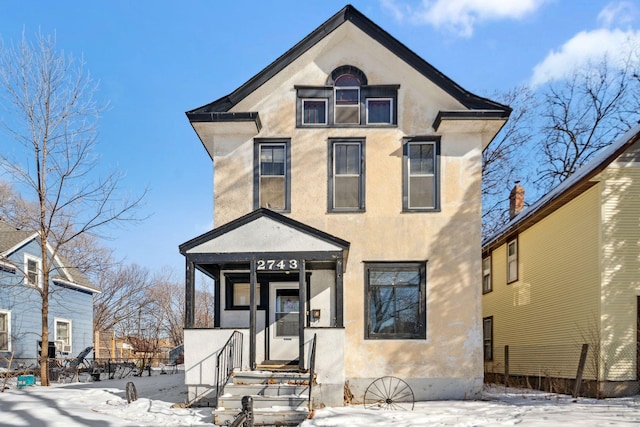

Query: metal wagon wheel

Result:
[363,376,414,411]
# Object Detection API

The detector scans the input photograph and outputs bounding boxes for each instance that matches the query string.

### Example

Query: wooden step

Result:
[214,407,309,426]
[232,370,310,385]
[218,394,308,410]
[224,382,309,397]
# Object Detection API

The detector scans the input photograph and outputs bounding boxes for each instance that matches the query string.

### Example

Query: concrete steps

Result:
[213,368,312,426]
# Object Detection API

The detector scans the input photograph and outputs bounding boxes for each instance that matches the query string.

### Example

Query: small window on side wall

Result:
[507,238,518,283]
[483,317,493,361]
[0,310,10,352]
[482,256,492,293]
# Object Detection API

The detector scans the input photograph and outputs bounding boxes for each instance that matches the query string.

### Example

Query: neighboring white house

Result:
[180,4,510,411]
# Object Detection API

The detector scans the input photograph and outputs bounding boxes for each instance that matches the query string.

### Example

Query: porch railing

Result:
[308,333,317,410]
[215,331,243,405]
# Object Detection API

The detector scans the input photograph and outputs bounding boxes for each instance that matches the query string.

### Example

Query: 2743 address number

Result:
[256,259,299,271]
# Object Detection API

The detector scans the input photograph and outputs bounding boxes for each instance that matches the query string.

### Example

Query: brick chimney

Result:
[509,182,525,219]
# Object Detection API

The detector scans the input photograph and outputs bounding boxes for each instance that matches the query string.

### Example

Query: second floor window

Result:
[24,255,41,287]
[329,139,365,212]
[482,256,492,293]
[254,140,291,212]
[302,99,327,125]
[403,138,440,211]
[334,74,360,125]
[507,238,518,283]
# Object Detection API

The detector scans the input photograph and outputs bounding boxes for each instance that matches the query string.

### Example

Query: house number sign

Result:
[256,259,299,271]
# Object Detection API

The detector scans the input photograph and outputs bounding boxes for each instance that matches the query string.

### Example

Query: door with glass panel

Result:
[268,283,299,361]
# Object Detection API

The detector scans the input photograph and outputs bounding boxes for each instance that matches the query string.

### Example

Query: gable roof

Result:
[180,208,350,259]
[186,4,510,123]
[483,123,640,253]
[0,220,99,293]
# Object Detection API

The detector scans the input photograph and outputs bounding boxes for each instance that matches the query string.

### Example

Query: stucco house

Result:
[482,124,640,397]
[0,220,98,364]
[179,5,510,422]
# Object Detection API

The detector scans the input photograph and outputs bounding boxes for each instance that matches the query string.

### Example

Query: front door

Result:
[269,283,299,361]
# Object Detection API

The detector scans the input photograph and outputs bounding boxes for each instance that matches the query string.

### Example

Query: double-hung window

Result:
[365,262,426,340]
[507,238,518,283]
[254,139,291,212]
[55,318,72,354]
[24,254,41,287]
[483,317,493,361]
[334,74,360,125]
[403,138,440,211]
[0,310,9,352]
[482,256,492,294]
[329,139,365,212]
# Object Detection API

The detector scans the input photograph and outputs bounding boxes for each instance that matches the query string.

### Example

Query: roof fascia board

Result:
[179,208,350,254]
[186,5,511,119]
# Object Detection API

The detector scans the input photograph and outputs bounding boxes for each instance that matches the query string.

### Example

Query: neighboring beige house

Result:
[179,5,509,420]
[482,124,640,397]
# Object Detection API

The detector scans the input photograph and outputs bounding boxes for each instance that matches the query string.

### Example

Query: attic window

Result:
[334,74,360,124]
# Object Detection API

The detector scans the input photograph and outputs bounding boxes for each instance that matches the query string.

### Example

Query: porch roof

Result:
[179,208,350,265]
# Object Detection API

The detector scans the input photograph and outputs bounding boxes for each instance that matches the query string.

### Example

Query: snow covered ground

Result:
[1,372,640,426]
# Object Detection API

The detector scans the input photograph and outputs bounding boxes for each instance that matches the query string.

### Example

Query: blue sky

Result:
[1,0,638,273]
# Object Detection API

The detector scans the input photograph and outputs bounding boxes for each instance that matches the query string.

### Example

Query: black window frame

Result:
[402,137,441,212]
[483,316,493,361]
[364,261,427,340]
[482,255,492,294]
[253,139,291,212]
[295,65,398,128]
[328,138,366,213]
[224,273,269,310]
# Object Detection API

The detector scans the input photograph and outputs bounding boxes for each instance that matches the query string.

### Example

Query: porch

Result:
[179,209,349,408]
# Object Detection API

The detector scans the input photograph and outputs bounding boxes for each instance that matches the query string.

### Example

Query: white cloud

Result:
[530,28,640,86]
[597,1,636,28]
[383,0,547,38]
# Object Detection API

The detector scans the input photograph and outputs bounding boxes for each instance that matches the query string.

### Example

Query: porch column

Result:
[249,259,257,370]
[298,259,306,370]
[335,258,344,327]
[185,258,196,328]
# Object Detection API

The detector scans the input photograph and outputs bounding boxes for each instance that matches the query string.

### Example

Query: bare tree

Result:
[0,33,145,385]
[482,86,537,238]
[535,55,640,192]
[93,263,151,335]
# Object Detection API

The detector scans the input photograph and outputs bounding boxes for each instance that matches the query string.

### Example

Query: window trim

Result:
[224,273,268,310]
[366,97,393,124]
[24,254,42,287]
[483,316,493,361]
[0,309,10,352]
[402,137,441,212]
[54,318,72,355]
[253,139,291,212]
[301,98,328,126]
[364,261,427,340]
[328,138,366,212]
[482,255,492,294]
[507,238,518,284]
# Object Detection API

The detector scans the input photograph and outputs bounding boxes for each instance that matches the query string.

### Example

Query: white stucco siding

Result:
[205,18,487,400]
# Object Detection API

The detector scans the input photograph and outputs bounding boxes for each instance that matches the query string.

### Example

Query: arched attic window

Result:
[295,65,397,127]
[330,66,367,125]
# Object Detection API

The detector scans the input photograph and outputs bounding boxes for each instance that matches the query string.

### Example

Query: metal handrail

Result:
[215,331,243,405]
[308,333,317,410]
